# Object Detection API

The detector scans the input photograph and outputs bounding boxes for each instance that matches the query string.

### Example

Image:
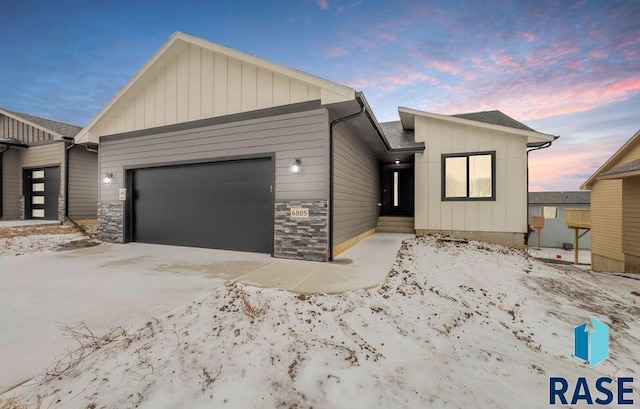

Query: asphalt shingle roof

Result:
[452,110,536,132]
[528,191,590,204]
[600,158,640,177]
[1,109,82,138]
[379,121,423,150]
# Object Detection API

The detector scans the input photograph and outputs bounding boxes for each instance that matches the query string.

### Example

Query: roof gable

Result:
[0,108,81,139]
[397,106,557,146]
[75,32,356,144]
[452,110,536,132]
[582,129,640,189]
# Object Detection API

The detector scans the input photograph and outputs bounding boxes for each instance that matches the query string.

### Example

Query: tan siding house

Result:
[582,129,640,273]
[0,108,98,222]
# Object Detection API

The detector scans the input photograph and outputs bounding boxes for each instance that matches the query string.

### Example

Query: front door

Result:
[388,168,414,216]
[23,167,60,220]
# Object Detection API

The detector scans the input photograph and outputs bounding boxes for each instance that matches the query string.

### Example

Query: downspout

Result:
[0,145,8,218]
[328,97,366,261]
[525,141,553,245]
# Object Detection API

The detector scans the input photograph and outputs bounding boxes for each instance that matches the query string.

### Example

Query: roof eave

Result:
[581,129,640,190]
[398,106,557,143]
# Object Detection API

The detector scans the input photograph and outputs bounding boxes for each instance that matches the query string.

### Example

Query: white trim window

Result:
[540,206,558,219]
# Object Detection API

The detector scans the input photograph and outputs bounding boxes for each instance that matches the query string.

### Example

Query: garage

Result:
[130,157,274,253]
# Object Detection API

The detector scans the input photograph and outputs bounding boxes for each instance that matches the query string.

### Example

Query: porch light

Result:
[291,158,302,174]
[395,160,400,164]
[103,172,113,184]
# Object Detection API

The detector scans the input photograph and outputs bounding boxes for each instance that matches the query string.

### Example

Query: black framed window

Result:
[442,151,496,201]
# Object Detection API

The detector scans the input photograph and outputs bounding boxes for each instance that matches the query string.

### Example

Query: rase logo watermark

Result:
[549,317,635,406]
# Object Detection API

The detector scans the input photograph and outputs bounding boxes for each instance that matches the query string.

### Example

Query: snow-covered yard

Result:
[0,224,93,257]
[2,235,639,408]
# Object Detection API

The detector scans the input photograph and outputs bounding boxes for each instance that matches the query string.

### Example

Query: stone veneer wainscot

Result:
[97,202,124,243]
[274,200,328,262]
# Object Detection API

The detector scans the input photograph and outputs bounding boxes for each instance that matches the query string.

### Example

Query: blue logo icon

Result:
[574,317,609,367]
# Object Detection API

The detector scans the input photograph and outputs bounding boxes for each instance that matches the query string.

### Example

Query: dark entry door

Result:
[389,168,414,216]
[23,166,60,220]
[131,158,274,253]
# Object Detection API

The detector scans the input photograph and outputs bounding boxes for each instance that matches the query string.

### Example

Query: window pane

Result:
[32,170,45,178]
[445,157,467,198]
[393,171,399,207]
[32,183,45,192]
[469,154,492,198]
[541,206,558,219]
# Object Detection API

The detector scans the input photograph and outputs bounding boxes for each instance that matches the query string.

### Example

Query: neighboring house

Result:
[0,109,98,222]
[528,191,591,249]
[383,108,557,248]
[75,32,555,261]
[582,129,640,273]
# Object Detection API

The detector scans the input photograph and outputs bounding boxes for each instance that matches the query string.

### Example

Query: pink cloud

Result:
[323,46,350,58]
[588,50,608,58]
[318,0,329,10]
[517,31,536,42]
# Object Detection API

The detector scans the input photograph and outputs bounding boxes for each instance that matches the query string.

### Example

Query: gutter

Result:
[525,140,555,245]
[328,97,366,261]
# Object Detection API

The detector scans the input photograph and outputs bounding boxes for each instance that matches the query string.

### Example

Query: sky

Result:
[0,0,639,191]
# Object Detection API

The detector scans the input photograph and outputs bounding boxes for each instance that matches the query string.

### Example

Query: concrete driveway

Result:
[0,233,409,394]
[0,243,272,394]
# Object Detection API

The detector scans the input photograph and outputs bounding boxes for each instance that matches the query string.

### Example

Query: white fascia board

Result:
[398,106,557,143]
[0,109,63,140]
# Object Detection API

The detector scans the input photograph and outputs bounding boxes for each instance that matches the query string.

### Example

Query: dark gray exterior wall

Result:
[98,107,331,260]
[332,122,381,250]
[529,203,591,248]
[1,149,21,220]
[68,146,98,219]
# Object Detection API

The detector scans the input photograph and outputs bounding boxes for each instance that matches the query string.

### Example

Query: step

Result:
[377,216,414,223]
[375,226,415,233]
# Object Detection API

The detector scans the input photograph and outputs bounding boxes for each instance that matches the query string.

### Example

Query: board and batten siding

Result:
[91,42,323,140]
[414,116,527,234]
[99,108,329,203]
[1,149,21,219]
[0,114,55,144]
[332,123,380,253]
[623,177,640,257]
[590,179,624,264]
[21,142,65,191]
[68,146,99,219]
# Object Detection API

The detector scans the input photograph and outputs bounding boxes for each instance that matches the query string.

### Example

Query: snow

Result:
[0,233,87,257]
[2,235,639,408]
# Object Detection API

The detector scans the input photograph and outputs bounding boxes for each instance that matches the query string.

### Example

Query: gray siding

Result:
[1,149,21,220]
[0,114,55,144]
[332,123,380,248]
[100,108,330,203]
[68,146,99,219]
[528,203,591,248]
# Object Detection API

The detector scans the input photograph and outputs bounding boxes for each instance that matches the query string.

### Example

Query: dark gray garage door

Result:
[131,158,273,253]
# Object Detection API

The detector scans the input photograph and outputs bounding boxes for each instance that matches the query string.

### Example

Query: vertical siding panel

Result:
[116,109,127,133]
[289,79,308,103]
[125,100,136,130]
[154,71,166,126]
[144,85,155,128]
[308,85,321,101]
[256,68,273,109]
[272,74,290,106]
[227,58,242,114]
[176,50,189,123]
[213,53,228,117]
[188,44,201,121]
[165,57,178,124]
[241,63,257,112]
[134,96,145,130]
[200,49,214,118]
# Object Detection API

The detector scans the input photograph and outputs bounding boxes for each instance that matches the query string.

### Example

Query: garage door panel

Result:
[132,158,273,253]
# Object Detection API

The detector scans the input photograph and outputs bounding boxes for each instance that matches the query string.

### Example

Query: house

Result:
[383,108,557,248]
[582,129,640,273]
[75,32,556,261]
[0,109,98,222]
[528,191,591,249]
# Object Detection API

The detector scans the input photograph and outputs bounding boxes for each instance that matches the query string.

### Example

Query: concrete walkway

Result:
[234,233,412,293]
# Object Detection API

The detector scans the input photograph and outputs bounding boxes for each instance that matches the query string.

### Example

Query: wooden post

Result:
[537,228,541,250]
[574,228,579,265]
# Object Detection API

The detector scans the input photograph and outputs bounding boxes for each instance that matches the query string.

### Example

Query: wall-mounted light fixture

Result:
[103,172,113,184]
[291,158,302,174]
[394,160,400,164]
